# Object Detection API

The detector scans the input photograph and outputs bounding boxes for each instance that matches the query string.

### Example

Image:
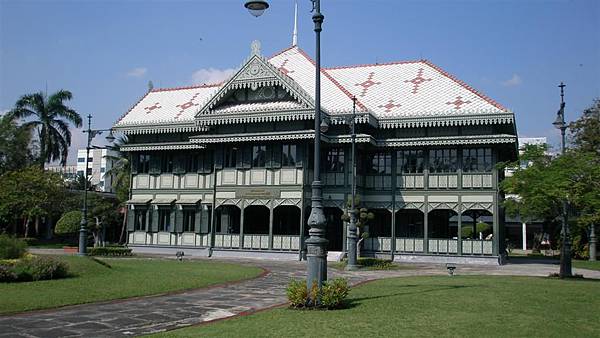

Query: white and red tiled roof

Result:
[115,46,508,127]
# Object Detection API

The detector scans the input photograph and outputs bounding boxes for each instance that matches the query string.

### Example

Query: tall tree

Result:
[104,135,130,243]
[0,114,34,174]
[8,90,82,166]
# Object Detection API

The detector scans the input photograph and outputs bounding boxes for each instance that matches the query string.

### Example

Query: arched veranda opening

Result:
[273,205,301,251]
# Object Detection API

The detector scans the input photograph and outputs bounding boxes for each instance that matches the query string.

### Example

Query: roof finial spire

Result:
[292,0,298,46]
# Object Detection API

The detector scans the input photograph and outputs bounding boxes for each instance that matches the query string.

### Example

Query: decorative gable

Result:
[195,41,315,125]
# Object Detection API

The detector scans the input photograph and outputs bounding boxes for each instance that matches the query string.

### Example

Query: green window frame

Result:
[429,149,457,173]
[282,144,297,167]
[134,209,147,231]
[182,208,196,232]
[462,148,492,172]
[158,208,172,232]
[397,150,424,174]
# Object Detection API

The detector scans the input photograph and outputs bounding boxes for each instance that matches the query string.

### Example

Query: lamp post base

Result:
[78,227,87,256]
[589,226,597,262]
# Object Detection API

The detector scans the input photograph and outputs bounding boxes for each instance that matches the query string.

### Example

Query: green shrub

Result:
[55,210,83,235]
[88,246,132,256]
[357,257,395,270]
[320,278,350,309]
[286,279,308,308]
[12,256,69,281]
[0,265,17,282]
[286,278,350,309]
[0,234,27,259]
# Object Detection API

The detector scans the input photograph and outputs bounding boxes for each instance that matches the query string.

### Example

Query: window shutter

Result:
[273,144,282,168]
[173,154,186,174]
[266,144,273,168]
[126,208,135,231]
[150,208,159,232]
[149,154,161,174]
[174,209,183,233]
[202,151,213,173]
[200,207,210,234]
[195,208,204,233]
[236,146,245,169]
[130,154,139,174]
[296,143,305,168]
[214,147,223,169]
[243,146,252,169]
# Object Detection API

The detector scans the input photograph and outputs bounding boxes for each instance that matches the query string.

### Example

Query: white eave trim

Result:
[121,143,206,152]
[190,130,316,144]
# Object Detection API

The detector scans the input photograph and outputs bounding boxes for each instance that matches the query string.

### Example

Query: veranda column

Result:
[522,222,527,250]
[239,204,245,249]
[457,207,463,255]
[423,199,429,254]
[268,202,274,250]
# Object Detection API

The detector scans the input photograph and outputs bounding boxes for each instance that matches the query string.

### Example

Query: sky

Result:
[1,0,599,164]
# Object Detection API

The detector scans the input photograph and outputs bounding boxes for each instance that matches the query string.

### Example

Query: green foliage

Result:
[461,222,492,238]
[0,115,34,175]
[319,278,350,309]
[55,211,82,234]
[286,279,308,308]
[0,234,27,259]
[357,257,395,270]
[286,278,350,310]
[6,256,70,282]
[88,246,132,256]
[8,90,82,166]
[0,167,66,226]
[0,265,18,282]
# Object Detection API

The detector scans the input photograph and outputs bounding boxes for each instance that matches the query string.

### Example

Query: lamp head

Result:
[553,112,566,130]
[245,1,269,17]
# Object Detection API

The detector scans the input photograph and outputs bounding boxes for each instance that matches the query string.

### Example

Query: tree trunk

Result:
[118,208,127,244]
[34,216,40,237]
[24,217,30,239]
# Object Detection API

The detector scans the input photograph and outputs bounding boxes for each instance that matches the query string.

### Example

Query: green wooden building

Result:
[113,42,517,264]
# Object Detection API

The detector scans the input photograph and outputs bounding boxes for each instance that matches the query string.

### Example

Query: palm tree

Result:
[9,90,82,167]
[104,135,130,243]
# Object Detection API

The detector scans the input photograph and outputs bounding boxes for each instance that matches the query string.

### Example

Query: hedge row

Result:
[0,256,69,283]
[88,247,133,256]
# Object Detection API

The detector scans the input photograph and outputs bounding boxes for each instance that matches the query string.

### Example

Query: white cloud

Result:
[501,74,522,87]
[191,67,235,85]
[126,67,147,78]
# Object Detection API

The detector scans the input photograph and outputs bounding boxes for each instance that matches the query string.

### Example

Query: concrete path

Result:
[1,257,599,338]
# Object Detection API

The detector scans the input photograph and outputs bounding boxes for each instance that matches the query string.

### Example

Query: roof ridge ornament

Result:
[251,40,262,56]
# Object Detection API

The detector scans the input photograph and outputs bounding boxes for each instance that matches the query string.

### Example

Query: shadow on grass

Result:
[344,284,474,309]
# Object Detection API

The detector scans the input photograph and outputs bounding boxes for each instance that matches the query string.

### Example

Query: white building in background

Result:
[45,164,79,181]
[76,148,119,193]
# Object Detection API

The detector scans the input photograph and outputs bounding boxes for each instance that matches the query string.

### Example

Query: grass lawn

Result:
[154,275,600,338]
[0,256,262,314]
[573,260,600,271]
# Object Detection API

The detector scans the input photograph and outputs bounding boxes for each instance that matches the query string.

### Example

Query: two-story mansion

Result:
[113,42,517,264]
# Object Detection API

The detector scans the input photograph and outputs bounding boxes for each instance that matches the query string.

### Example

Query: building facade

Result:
[76,148,118,193]
[113,43,517,264]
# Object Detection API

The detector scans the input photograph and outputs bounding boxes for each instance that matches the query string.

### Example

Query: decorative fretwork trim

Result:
[190,130,316,144]
[121,143,206,152]
[378,113,514,129]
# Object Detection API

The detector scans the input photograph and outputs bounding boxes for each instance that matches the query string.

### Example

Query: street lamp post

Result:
[346,97,360,270]
[552,82,572,277]
[245,0,328,291]
[78,114,115,255]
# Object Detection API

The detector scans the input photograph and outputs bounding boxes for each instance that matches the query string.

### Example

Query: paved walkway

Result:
[1,257,599,338]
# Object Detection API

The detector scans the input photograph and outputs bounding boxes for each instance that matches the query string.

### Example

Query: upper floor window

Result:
[325,148,344,172]
[282,144,296,167]
[397,150,424,174]
[224,147,237,168]
[161,154,173,173]
[138,154,150,174]
[463,148,492,172]
[252,145,267,167]
[368,152,391,174]
[429,149,457,173]
[77,157,85,163]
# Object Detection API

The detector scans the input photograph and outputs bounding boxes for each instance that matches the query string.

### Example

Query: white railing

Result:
[395,238,424,253]
[214,234,240,248]
[363,237,392,252]
[428,238,458,254]
[272,235,300,251]
[461,239,493,255]
[242,234,270,250]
